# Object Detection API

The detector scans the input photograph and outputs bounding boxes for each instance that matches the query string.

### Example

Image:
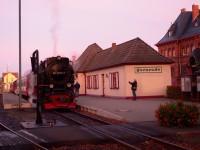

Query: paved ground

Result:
[0,94,200,149]
[2,93,32,109]
[2,93,27,103]
[76,96,200,122]
[2,93,200,122]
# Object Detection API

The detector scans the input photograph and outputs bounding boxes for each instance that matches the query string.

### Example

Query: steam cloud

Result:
[50,0,60,56]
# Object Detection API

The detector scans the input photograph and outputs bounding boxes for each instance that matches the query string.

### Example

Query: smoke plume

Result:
[50,0,60,56]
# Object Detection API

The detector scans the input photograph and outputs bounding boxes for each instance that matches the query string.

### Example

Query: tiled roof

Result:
[157,11,200,45]
[182,15,200,39]
[75,38,173,73]
[74,43,102,72]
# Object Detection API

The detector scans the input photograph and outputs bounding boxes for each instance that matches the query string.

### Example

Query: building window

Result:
[86,75,99,89]
[86,76,92,89]
[190,44,194,51]
[172,47,176,57]
[168,31,173,37]
[194,21,199,27]
[186,45,190,54]
[182,47,187,56]
[165,50,168,57]
[191,44,195,51]
[168,48,172,57]
[109,72,119,89]
[92,75,99,89]
[159,50,163,55]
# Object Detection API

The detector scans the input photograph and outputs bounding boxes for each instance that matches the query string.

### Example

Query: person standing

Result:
[129,79,137,100]
[74,81,80,97]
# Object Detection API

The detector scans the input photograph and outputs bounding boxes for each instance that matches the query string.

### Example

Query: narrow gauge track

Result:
[74,111,189,150]
[0,122,48,150]
[54,110,189,150]
[54,111,146,150]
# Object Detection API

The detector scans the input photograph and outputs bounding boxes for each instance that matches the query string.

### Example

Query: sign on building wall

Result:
[181,77,191,92]
[134,66,162,73]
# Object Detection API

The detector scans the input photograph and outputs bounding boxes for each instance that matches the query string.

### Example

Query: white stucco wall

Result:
[125,65,171,97]
[85,66,126,97]
[76,73,85,95]
[77,64,172,97]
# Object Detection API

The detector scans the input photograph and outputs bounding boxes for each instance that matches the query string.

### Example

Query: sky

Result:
[0,0,199,75]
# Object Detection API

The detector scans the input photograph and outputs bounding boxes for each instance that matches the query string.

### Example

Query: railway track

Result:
[54,110,189,150]
[0,122,48,150]
[53,111,141,150]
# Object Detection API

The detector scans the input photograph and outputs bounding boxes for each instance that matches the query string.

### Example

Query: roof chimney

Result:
[181,8,186,13]
[112,43,117,49]
[192,4,199,21]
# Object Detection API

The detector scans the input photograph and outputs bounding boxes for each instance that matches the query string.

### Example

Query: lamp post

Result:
[18,0,22,109]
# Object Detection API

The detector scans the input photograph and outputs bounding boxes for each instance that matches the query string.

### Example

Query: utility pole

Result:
[18,0,22,110]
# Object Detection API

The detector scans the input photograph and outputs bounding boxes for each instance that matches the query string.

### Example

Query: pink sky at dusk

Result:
[0,0,199,75]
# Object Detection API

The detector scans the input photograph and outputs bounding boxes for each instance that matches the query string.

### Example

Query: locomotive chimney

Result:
[192,4,199,21]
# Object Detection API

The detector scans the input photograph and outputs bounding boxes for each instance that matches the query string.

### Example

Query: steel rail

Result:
[0,122,48,150]
[54,111,141,150]
[73,111,189,150]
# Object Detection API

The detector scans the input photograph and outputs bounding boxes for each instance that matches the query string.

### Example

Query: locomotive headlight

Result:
[49,84,54,88]
[67,83,72,87]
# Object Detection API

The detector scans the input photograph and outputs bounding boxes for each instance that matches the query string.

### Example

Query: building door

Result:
[101,74,105,96]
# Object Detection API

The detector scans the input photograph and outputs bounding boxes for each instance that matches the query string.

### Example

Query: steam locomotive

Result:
[11,56,76,110]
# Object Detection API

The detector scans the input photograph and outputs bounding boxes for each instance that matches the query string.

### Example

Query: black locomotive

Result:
[38,56,76,109]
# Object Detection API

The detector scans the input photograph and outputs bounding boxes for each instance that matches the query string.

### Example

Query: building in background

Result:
[2,72,18,92]
[156,4,200,86]
[0,78,2,93]
[74,37,173,99]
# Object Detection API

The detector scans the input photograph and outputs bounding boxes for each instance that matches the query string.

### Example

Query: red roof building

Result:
[156,4,200,86]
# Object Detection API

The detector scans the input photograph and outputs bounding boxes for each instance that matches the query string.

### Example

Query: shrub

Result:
[166,86,181,99]
[155,102,200,127]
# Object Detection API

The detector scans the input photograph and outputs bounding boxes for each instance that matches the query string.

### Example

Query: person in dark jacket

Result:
[129,79,137,100]
[74,81,80,97]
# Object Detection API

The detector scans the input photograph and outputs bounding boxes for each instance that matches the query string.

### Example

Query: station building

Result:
[74,37,173,99]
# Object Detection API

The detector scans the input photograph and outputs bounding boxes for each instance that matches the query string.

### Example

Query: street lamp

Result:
[18,0,22,109]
